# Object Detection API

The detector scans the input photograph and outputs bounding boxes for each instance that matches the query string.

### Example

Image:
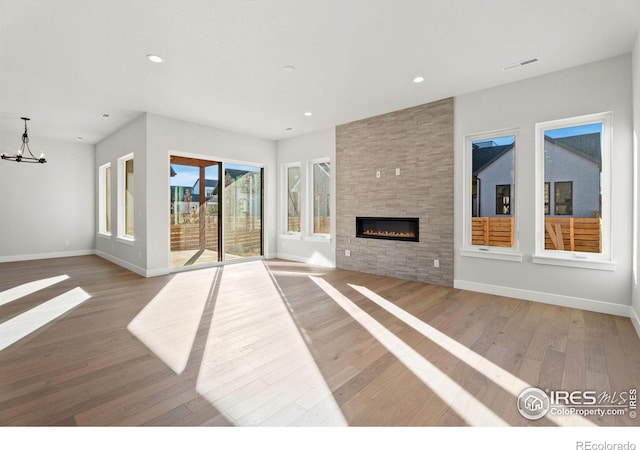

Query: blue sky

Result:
[544,122,601,138]
[474,135,515,147]
[473,123,601,149]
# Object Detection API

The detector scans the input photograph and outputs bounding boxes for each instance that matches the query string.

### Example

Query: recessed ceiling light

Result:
[283,65,296,72]
[413,76,425,83]
[146,54,163,63]
[304,112,312,117]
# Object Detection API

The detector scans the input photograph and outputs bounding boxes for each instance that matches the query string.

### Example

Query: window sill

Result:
[116,236,136,246]
[460,247,523,262]
[97,232,112,240]
[532,254,616,271]
[280,233,302,240]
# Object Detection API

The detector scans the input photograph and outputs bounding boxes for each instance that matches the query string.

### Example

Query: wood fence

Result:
[543,217,601,253]
[471,217,514,247]
[472,216,601,253]
[170,215,262,257]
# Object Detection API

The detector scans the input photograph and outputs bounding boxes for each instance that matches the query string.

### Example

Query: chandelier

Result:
[1,117,46,164]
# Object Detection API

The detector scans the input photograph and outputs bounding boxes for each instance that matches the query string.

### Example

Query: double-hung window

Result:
[534,112,613,269]
[462,130,520,261]
[117,153,135,241]
[98,163,111,236]
[310,159,331,236]
[284,164,302,234]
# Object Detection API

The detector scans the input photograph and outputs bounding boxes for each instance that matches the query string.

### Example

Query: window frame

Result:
[117,152,135,243]
[308,157,331,238]
[98,162,112,237]
[461,128,522,262]
[282,162,302,236]
[533,112,614,270]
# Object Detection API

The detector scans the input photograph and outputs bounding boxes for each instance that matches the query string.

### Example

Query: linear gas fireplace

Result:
[355,217,419,242]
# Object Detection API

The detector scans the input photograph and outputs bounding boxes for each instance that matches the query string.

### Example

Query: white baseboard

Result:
[276,252,336,268]
[0,249,95,263]
[454,279,631,318]
[630,305,640,338]
[146,268,170,277]
[95,251,147,277]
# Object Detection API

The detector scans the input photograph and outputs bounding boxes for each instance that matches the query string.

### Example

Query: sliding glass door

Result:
[223,163,263,260]
[170,157,263,268]
[170,157,220,268]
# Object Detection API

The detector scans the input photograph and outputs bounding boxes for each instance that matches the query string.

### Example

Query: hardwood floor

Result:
[0,255,638,426]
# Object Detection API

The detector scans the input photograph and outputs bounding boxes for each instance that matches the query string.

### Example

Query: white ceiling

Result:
[1,0,638,145]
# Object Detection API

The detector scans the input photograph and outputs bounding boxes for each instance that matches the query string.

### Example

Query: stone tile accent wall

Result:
[336,98,454,286]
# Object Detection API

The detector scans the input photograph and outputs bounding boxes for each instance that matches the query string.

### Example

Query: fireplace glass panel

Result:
[355,217,419,242]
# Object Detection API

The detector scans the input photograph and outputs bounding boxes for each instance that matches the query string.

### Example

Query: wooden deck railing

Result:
[471,216,602,253]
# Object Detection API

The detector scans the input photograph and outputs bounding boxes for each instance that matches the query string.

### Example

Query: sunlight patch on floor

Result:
[348,283,594,427]
[196,261,346,426]
[0,274,69,307]
[311,276,508,426]
[265,270,330,277]
[127,268,218,374]
[170,249,220,268]
[0,286,90,351]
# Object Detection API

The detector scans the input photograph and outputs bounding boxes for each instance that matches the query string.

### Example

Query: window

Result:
[117,153,134,240]
[535,112,612,268]
[98,163,111,235]
[495,185,511,215]
[463,131,517,256]
[285,164,301,233]
[311,159,330,235]
[554,181,573,215]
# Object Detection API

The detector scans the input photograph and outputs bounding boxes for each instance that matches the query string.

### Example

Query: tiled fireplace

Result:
[336,98,454,286]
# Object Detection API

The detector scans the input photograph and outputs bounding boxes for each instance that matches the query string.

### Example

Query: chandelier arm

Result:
[24,142,37,159]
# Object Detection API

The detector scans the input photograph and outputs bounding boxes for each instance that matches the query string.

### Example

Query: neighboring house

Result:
[472,141,514,218]
[193,178,219,200]
[223,169,262,221]
[543,133,601,218]
[170,168,263,221]
[472,133,601,218]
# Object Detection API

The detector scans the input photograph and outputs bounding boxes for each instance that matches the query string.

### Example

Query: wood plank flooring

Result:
[0,255,638,426]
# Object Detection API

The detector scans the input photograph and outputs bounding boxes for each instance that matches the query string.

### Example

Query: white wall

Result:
[94,114,147,275]
[146,113,277,276]
[455,55,633,315]
[0,134,95,261]
[632,29,640,333]
[276,128,336,267]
